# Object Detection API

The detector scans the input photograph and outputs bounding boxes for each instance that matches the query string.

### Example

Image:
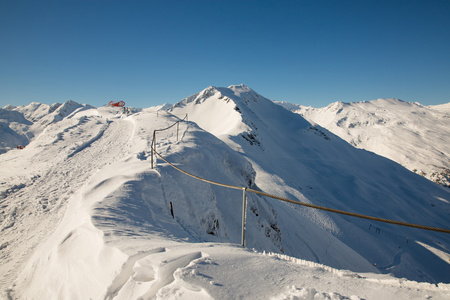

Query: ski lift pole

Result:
[241,187,248,247]
[176,121,179,141]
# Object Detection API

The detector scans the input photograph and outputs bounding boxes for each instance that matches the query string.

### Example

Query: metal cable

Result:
[153,148,244,191]
[152,147,450,234]
[246,188,450,233]
[154,113,187,132]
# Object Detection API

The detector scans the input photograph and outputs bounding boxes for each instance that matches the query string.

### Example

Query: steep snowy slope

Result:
[1,94,450,299]
[171,85,450,283]
[280,99,450,187]
[0,103,378,299]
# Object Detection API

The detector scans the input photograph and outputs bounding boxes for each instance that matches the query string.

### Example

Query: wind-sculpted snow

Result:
[172,86,450,283]
[1,90,450,299]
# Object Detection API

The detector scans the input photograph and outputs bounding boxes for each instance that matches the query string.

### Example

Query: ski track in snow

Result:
[381,247,406,271]
[0,113,134,291]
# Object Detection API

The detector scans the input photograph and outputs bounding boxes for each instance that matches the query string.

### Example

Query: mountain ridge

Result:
[276,97,450,187]
[1,86,450,299]
[171,85,450,282]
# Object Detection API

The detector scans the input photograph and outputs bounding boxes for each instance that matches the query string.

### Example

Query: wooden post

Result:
[169,202,174,218]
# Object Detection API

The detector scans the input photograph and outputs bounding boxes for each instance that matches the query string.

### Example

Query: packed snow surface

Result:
[1,86,450,299]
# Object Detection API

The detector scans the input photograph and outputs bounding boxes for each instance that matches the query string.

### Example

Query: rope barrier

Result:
[151,113,188,168]
[151,147,450,234]
[153,113,188,133]
[153,148,244,191]
[246,188,450,233]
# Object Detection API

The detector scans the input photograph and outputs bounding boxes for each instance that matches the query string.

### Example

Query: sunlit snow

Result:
[1,86,449,299]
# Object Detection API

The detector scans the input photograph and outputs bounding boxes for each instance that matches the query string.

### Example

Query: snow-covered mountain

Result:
[0,101,94,154]
[1,88,449,299]
[276,98,450,187]
[171,85,450,279]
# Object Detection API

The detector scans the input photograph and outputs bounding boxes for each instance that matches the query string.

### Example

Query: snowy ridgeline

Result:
[275,99,450,188]
[0,86,450,299]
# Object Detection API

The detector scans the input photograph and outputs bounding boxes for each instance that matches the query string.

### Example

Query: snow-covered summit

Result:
[172,85,309,149]
[172,86,450,283]
[1,88,450,299]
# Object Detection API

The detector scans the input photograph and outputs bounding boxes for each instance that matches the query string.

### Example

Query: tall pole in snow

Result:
[241,187,248,247]
[151,131,156,169]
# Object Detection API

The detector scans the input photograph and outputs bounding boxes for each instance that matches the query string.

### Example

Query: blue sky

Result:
[1,0,449,108]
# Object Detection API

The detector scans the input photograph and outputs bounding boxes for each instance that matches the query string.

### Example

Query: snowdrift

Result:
[1,88,450,299]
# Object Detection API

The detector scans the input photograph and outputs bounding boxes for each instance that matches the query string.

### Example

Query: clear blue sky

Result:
[1,0,449,108]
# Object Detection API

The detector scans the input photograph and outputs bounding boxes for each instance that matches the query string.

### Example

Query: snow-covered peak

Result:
[2,104,16,110]
[226,84,263,106]
[13,102,52,122]
[228,84,256,97]
[171,86,247,138]
[1,91,450,298]
[0,108,31,124]
[228,83,250,90]
[173,86,450,285]
[174,85,263,109]
[171,85,310,148]
[0,100,94,154]
[363,98,426,111]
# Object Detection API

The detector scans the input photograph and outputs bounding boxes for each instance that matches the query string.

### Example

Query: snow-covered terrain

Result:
[1,86,449,299]
[277,99,450,187]
[0,100,94,154]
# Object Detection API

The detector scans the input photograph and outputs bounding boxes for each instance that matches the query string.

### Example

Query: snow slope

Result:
[171,85,450,283]
[279,98,450,187]
[0,92,449,299]
[0,101,94,154]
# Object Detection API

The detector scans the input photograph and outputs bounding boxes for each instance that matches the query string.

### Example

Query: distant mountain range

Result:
[1,86,449,299]
[275,98,450,188]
